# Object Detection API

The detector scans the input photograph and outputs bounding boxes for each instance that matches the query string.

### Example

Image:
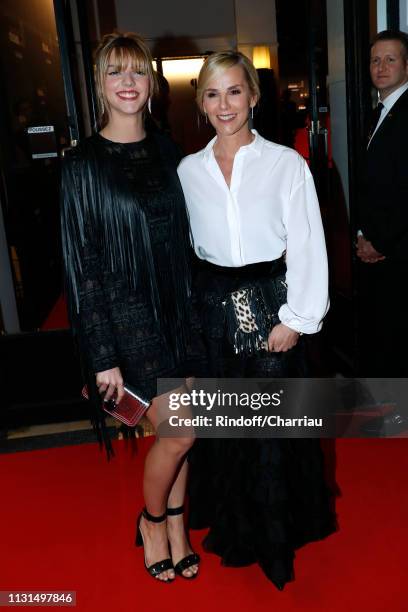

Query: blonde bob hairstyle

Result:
[196,50,261,114]
[94,32,158,128]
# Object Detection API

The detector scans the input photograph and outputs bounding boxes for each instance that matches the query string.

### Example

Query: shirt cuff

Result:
[278,303,325,335]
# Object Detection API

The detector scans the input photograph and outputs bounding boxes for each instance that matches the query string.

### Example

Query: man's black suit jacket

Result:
[360,87,408,261]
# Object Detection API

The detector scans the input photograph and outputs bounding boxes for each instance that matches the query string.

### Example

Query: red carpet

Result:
[0,438,407,611]
[41,296,69,330]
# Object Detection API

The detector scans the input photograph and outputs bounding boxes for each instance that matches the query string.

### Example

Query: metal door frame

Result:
[54,0,83,145]
[0,1,82,333]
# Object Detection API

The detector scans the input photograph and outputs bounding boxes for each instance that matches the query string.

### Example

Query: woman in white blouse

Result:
[178,51,336,589]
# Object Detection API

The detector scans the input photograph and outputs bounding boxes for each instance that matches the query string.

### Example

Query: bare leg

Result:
[139,385,194,581]
[167,459,199,577]
[166,376,199,576]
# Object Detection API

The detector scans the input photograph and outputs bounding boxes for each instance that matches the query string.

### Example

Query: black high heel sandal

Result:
[135,508,175,582]
[167,505,200,579]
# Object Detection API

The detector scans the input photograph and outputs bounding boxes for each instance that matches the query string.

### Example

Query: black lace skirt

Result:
[187,258,337,589]
[189,437,336,588]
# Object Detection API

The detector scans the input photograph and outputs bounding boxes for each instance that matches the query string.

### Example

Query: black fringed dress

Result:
[60,131,206,449]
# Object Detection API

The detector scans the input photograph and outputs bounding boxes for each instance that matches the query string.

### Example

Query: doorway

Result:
[0,0,81,333]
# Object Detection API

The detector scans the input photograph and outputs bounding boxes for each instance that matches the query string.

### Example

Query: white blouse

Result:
[177,130,329,334]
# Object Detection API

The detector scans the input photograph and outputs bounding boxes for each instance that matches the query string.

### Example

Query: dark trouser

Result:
[357,258,408,376]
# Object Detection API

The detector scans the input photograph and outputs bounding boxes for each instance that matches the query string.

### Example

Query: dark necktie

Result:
[368,102,384,141]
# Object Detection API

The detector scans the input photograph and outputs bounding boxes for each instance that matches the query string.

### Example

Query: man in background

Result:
[356,30,408,433]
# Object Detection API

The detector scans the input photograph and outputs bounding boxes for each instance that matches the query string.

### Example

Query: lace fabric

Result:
[189,436,336,587]
[188,258,337,588]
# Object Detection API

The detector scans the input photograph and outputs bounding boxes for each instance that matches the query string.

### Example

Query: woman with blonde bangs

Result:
[61,32,205,582]
[178,50,336,589]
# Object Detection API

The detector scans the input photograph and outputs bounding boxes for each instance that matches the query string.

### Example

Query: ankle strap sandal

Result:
[143,507,167,522]
[135,508,174,582]
[166,505,185,516]
[166,505,200,579]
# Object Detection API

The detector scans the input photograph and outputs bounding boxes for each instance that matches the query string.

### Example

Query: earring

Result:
[251,105,254,120]
[204,111,208,124]
[100,99,105,116]
[148,97,152,113]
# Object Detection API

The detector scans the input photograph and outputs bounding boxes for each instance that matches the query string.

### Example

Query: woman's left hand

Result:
[267,323,300,352]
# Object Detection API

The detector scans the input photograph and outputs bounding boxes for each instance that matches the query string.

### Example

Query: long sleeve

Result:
[360,162,408,259]
[369,147,408,259]
[360,90,408,261]
[278,160,329,334]
[60,152,119,373]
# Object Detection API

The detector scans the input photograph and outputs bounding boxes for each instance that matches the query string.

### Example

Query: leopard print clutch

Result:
[222,277,287,355]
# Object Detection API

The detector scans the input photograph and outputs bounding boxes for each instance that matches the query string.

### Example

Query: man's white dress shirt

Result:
[177,130,329,335]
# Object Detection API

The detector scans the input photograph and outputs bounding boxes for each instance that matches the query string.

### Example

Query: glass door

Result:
[0,0,81,333]
[306,0,330,207]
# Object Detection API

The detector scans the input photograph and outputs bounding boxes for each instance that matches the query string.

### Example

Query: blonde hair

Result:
[196,50,260,113]
[94,32,158,128]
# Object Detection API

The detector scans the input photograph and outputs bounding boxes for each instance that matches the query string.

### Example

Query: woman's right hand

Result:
[267,323,299,352]
[96,367,125,404]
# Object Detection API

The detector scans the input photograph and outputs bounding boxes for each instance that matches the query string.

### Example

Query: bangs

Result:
[95,32,158,127]
[106,45,150,74]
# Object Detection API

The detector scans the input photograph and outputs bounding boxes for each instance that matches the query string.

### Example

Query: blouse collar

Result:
[203,129,263,162]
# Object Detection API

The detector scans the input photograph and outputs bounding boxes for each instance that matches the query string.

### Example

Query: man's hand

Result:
[96,367,125,403]
[268,323,300,352]
[356,235,385,263]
